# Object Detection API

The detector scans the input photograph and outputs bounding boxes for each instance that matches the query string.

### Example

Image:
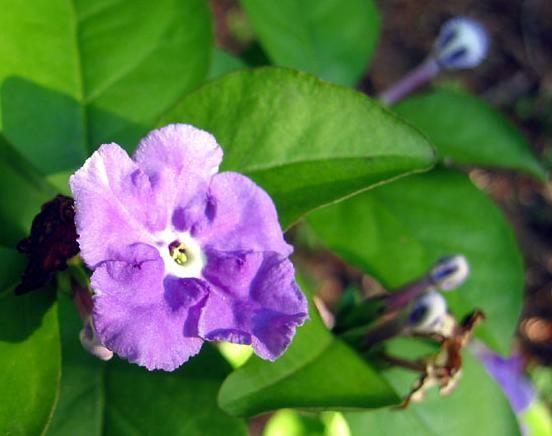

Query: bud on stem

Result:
[379,17,489,106]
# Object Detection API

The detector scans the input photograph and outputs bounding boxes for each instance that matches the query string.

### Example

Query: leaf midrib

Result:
[231,153,432,175]
[68,0,89,156]
[68,0,180,153]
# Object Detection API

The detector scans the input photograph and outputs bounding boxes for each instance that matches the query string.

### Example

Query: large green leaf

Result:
[47,296,247,436]
[345,339,520,436]
[218,293,399,417]
[0,247,26,291]
[394,89,546,179]
[0,248,61,436]
[159,68,435,228]
[308,169,523,355]
[239,0,380,86]
[0,135,56,246]
[0,0,212,174]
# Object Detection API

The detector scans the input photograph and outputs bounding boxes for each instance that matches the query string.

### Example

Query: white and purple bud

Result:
[380,17,489,105]
[80,317,113,361]
[434,17,489,70]
[430,255,469,291]
[384,255,469,312]
[407,291,448,333]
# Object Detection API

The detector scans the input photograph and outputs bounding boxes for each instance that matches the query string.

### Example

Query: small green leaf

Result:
[308,168,523,355]
[239,0,380,86]
[218,293,399,417]
[345,339,521,436]
[0,0,212,173]
[394,89,546,179]
[159,67,435,229]
[0,257,60,436]
[47,296,247,436]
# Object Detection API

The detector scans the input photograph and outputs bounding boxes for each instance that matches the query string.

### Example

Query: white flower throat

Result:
[157,230,205,278]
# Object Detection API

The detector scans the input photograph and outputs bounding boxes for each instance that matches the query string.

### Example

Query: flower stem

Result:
[379,58,441,105]
[380,353,426,372]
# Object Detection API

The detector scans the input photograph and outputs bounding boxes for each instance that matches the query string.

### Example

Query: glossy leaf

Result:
[0,246,26,290]
[218,292,399,417]
[159,67,435,228]
[0,0,212,174]
[0,248,60,436]
[345,339,521,436]
[239,0,380,86]
[47,296,247,436]
[0,135,56,246]
[308,169,523,355]
[394,89,546,179]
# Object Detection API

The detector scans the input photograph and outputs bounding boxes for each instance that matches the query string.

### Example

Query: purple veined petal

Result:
[92,243,164,305]
[91,243,209,371]
[251,309,308,361]
[202,249,265,297]
[199,251,308,360]
[134,124,223,216]
[196,172,292,256]
[134,124,222,179]
[70,143,165,267]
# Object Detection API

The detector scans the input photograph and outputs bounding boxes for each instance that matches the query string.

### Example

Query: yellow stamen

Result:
[169,242,189,266]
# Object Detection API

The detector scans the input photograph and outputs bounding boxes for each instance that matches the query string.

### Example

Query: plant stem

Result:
[379,58,441,105]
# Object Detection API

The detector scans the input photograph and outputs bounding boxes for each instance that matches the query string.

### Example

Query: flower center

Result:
[157,230,205,279]
[169,241,190,266]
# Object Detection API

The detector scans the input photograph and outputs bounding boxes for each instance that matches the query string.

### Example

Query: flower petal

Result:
[197,172,292,256]
[70,144,163,267]
[91,243,207,371]
[134,124,223,215]
[202,249,264,298]
[252,309,307,361]
[199,251,308,360]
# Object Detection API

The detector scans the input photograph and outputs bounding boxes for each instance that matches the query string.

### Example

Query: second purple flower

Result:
[70,124,308,371]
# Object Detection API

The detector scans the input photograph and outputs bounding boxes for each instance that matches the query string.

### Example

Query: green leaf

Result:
[218,292,399,417]
[308,168,523,355]
[264,410,349,436]
[0,247,26,290]
[345,339,521,436]
[393,89,546,179]
[159,67,435,229]
[47,296,247,436]
[0,135,55,246]
[264,410,326,436]
[239,0,380,86]
[0,0,212,174]
[0,253,61,436]
[209,48,246,79]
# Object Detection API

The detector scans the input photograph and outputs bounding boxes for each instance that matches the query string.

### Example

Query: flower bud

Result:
[407,291,448,333]
[434,17,489,70]
[80,317,113,361]
[430,255,469,291]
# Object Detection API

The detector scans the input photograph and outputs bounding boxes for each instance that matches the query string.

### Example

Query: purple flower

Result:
[70,124,308,371]
[473,343,535,414]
